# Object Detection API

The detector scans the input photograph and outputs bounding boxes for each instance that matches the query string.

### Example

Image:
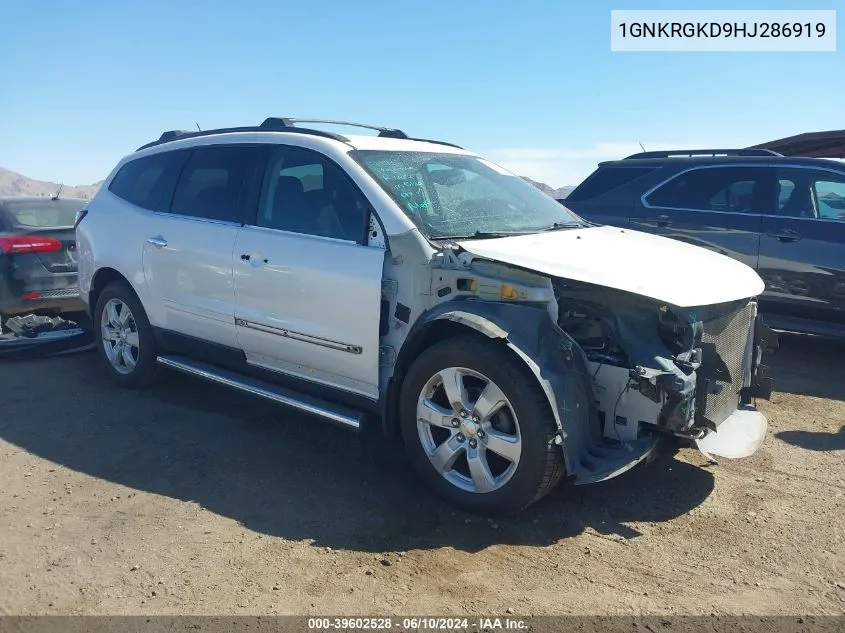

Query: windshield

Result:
[349,150,585,238]
[4,198,86,228]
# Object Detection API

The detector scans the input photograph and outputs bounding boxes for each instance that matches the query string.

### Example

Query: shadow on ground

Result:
[1,352,715,553]
[776,425,845,452]
[765,331,845,401]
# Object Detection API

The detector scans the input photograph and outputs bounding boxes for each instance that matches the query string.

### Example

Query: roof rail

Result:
[261,117,409,139]
[136,117,464,152]
[624,148,782,159]
[135,124,350,151]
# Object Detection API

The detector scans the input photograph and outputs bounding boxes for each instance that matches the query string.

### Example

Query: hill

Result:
[0,167,102,199]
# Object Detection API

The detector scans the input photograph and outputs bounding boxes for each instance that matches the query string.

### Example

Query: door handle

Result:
[240,253,269,264]
[766,229,802,243]
[653,215,672,227]
[146,236,167,248]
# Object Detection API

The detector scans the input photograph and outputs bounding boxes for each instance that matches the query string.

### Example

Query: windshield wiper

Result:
[434,230,534,240]
[541,222,584,231]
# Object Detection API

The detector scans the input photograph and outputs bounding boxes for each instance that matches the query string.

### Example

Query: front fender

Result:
[395,300,603,479]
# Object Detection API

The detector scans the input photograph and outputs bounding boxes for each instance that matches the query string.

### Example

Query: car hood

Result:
[455,225,765,308]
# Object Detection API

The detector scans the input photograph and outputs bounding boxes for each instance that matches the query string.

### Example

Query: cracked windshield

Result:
[351,150,585,238]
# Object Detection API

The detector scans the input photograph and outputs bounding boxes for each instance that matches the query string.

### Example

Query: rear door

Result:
[139,145,266,349]
[758,166,845,325]
[630,165,769,270]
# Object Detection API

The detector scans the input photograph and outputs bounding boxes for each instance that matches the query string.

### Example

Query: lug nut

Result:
[451,418,460,428]
[472,415,480,423]
[456,433,465,443]
[460,410,468,418]
[469,439,478,449]
[477,430,485,439]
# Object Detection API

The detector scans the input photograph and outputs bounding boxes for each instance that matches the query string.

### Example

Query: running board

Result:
[156,355,364,431]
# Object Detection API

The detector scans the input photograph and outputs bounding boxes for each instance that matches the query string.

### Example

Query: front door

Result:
[630,165,767,270]
[758,166,845,325]
[233,145,385,400]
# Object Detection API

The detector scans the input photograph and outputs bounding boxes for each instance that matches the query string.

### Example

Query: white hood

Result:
[456,225,765,308]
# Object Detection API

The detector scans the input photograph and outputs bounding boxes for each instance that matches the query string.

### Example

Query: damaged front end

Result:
[554,279,777,463]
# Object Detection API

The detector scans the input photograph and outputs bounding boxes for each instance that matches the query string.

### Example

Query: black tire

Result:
[399,335,565,516]
[93,280,161,388]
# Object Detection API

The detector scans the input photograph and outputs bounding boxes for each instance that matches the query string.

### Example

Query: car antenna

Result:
[195,122,201,131]
[638,141,647,152]
[51,183,63,201]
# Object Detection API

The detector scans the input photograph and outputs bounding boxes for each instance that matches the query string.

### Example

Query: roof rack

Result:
[261,117,408,138]
[136,117,463,152]
[261,118,464,148]
[624,148,782,159]
[135,123,349,152]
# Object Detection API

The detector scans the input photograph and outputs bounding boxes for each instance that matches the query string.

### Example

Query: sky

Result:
[1,0,842,188]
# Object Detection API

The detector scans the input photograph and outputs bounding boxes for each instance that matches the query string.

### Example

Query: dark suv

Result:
[562,149,845,338]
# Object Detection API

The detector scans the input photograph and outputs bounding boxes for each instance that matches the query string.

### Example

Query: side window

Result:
[815,178,845,221]
[170,146,265,223]
[645,167,768,213]
[108,150,189,212]
[775,169,845,220]
[566,166,656,203]
[257,147,369,242]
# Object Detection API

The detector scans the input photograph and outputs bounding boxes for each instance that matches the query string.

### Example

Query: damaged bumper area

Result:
[414,277,776,487]
[0,314,95,360]
[554,280,777,472]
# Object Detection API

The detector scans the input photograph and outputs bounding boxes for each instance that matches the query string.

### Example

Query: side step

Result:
[156,355,364,431]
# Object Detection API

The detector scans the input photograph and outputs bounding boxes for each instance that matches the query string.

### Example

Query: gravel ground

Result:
[0,333,843,616]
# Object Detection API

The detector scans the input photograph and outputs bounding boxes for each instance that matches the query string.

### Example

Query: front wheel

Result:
[399,336,565,516]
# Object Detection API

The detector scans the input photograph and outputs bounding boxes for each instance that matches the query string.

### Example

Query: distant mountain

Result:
[520,177,575,199]
[0,167,101,199]
[0,165,574,203]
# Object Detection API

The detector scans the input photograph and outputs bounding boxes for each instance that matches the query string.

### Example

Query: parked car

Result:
[76,120,774,515]
[561,149,845,339]
[0,195,87,327]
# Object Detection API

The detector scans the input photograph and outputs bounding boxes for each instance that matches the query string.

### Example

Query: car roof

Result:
[597,155,845,170]
[132,118,472,156]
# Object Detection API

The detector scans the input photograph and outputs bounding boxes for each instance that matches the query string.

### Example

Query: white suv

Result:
[76,118,776,515]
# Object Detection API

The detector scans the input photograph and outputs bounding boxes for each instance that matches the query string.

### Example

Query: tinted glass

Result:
[108,151,189,212]
[257,147,368,241]
[566,166,656,202]
[646,167,768,213]
[171,146,264,223]
[350,150,585,238]
[4,198,86,227]
[776,168,845,220]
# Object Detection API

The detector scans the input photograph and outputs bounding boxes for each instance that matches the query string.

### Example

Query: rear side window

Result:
[171,146,266,223]
[566,166,656,202]
[645,166,770,213]
[108,151,189,212]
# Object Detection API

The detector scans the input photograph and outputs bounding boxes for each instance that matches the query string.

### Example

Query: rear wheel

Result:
[94,281,160,388]
[399,336,565,515]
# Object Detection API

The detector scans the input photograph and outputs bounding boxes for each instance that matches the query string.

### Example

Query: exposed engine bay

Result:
[553,279,773,443]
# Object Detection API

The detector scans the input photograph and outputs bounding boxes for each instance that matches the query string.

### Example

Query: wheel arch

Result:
[88,267,135,314]
[381,301,569,441]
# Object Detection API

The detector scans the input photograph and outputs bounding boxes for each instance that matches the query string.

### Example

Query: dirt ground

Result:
[0,332,843,617]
